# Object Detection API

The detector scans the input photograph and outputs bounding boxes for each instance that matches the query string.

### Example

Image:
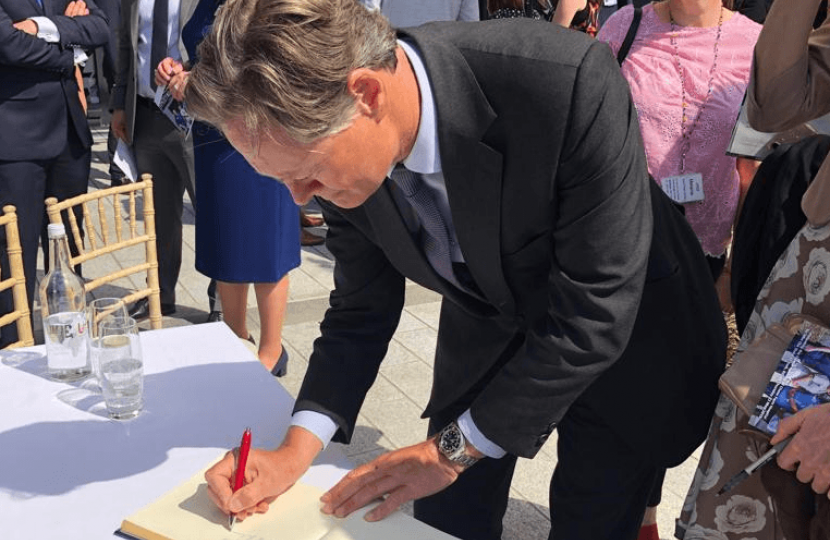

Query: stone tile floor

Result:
[32,130,703,539]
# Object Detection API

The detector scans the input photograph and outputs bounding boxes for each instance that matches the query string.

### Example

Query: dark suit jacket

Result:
[294,20,727,467]
[0,0,108,161]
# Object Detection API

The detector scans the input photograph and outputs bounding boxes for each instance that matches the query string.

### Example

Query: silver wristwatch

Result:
[436,421,480,469]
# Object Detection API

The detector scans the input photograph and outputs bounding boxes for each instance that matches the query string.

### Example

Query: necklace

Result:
[667,1,724,173]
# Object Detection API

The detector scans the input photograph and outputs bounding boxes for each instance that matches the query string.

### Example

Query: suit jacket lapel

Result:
[401,28,517,316]
[180,0,198,28]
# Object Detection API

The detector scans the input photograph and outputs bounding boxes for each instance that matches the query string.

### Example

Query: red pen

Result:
[229,427,252,530]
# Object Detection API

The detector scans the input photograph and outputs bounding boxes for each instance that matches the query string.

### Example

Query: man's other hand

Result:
[64,1,90,17]
[12,20,38,35]
[111,109,128,143]
[320,438,463,522]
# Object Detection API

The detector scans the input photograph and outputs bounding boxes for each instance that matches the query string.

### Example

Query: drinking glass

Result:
[98,316,144,420]
[87,297,129,381]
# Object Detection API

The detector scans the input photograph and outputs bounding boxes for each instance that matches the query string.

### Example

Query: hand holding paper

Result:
[771,402,830,495]
[155,57,184,88]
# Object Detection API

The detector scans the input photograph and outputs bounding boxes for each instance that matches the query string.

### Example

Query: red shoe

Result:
[637,523,660,540]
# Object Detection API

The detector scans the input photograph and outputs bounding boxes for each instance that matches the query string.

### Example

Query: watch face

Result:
[439,425,463,454]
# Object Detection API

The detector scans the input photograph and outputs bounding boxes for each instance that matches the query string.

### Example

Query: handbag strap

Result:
[616,6,643,66]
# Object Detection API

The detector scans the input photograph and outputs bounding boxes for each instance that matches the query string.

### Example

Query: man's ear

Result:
[347,68,385,119]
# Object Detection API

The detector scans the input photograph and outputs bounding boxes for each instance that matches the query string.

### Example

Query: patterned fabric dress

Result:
[489,0,601,36]
[675,218,830,539]
[597,5,761,257]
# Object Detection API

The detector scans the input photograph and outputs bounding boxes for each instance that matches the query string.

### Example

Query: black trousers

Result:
[0,129,90,347]
[132,98,195,306]
[414,397,661,540]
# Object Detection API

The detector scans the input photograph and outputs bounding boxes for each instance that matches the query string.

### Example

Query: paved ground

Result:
[33,129,703,539]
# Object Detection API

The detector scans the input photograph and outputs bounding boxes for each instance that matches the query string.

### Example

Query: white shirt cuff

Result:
[30,16,59,42]
[290,410,338,450]
[73,48,88,66]
[457,409,507,459]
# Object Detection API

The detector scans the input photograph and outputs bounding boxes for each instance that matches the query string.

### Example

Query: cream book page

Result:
[119,463,459,540]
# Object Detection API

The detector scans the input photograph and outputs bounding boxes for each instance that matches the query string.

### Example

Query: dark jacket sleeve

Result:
[747,0,830,132]
[51,0,109,50]
[0,1,108,72]
[0,4,73,72]
[469,41,653,457]
[111,0,131,111]
[292,201,407,443]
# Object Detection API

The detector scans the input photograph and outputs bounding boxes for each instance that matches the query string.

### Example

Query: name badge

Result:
[660,173,704,204]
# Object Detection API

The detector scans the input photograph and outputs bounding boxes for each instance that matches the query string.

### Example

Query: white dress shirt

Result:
[290,40,506,460]
[136,0,182,99]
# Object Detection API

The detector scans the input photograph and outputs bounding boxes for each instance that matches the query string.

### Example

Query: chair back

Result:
[0,205,34,348]
[45,174,163,329]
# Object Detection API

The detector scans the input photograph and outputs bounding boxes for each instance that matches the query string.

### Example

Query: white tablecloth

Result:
[0,322,353,540]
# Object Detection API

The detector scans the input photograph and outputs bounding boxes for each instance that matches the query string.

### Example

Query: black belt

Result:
[136,95,156,109]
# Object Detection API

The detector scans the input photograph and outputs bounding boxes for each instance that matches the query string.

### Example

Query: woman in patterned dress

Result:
[677,0,830,538]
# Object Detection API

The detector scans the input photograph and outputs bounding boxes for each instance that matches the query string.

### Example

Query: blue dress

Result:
[182,0,300,283]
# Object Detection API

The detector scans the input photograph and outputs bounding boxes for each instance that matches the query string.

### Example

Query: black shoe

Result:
[270,347,289,378]
[128,298,176,321]
[206,310,223,323]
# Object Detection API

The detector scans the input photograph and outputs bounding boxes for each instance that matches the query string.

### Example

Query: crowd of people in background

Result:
[2,0,830,539]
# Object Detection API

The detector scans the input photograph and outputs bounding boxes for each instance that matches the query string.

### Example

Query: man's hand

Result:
[64,1,90,17]
[204,426,322,522]
[772,402,830,497]
[111,109,128,143]
[12,20,38,35]
[320,438,462,522]
[167,71,190,102]
[155,57,184,88]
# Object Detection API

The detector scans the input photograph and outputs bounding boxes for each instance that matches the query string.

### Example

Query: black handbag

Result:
[490,0,554,21]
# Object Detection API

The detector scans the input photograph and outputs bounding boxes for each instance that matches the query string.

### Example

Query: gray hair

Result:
[187,0,398,144]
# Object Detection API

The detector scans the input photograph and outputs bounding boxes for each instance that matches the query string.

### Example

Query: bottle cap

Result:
[47,223,67,239]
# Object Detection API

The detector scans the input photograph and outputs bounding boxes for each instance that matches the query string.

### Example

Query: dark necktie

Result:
[150,0,169,90]
[390,166,461,289]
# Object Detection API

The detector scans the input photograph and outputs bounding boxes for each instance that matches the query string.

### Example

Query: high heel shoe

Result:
[270,346,289,377]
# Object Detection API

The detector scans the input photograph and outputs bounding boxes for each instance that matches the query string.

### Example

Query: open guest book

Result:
[117,461,460,540]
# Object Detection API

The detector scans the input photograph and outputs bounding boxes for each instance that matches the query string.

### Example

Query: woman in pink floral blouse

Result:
[598,0,760,284]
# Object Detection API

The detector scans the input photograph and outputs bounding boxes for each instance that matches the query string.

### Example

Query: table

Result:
[0,322,353,540]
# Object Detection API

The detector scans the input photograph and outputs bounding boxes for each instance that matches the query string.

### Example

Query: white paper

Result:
[153,85,194,137]
[114,139,138,181]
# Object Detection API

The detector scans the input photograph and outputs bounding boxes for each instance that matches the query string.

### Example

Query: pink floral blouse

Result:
[598,5,761,257]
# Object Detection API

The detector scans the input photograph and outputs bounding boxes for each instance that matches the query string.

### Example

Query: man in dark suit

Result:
[187,1,727,539]
[0,0,108,346]
[111,0,199,320]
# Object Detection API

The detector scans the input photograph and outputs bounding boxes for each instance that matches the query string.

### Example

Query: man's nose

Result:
[284,179,314,205]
